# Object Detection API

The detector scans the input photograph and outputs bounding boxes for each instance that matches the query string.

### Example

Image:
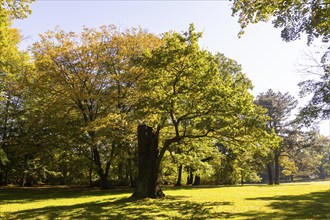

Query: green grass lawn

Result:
[0,181,329,220]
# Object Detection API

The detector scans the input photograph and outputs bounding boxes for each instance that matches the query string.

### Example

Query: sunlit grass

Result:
[1,181,329,219]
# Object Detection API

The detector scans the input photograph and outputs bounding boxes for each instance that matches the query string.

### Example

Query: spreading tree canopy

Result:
[30,26,161,189]
[132,24,278,198]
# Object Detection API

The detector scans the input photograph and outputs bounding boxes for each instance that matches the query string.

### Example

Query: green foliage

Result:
[1,0,34,19]
[29,25,161,188]
[0,147,8,165]
[0,0,34,186]
[298,72,330,124]
[0,0,326,191]
[212,142,264,185]
[230,0,330,131]
[137,24,274,175]
[255,89,298,134]
[286,129,330,179]
[231,0,330,44]
[1,24,277,187]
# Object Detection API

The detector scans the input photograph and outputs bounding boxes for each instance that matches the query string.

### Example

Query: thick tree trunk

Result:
[274,152,280,185]
[174,164,183,186]
[131,125,164,199]
[192,175,201,186]
[267,163,273,185]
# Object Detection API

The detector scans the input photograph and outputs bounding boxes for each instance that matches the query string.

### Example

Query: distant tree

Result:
[168,139,220,186]
[285,129,330,179]
[255,89,298,184]
[214,141,267,185]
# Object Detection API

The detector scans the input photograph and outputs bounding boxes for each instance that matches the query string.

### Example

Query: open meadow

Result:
[1,181,329,220]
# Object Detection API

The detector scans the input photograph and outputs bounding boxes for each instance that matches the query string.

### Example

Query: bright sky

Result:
[13,0,329,136]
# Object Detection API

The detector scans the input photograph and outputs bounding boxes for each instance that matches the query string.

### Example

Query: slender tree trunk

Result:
[131,125,164,199]
[89,163,93,187]
[118,161,124,185]
[274,152,280,185]
[187,168,194,185]
[319,165,326,179]
[192,175,201,186]
[127,158,135,187]
[0,172,3,185]
[4,169,9,185]
[93,148,110,189]
[22,156,28,187]
[174,164,183,186]
[22,171,27,187]
[267,163,273,185]
[129,174,135,188]
[88,149,94,187]
[241,170,244,186]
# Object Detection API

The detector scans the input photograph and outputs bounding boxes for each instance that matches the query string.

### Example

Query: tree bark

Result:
[192,175,201,185]
[241,170,244,186]
[187,167,194,185]
[89,156,93,187]
[127,158,136,187]
[22,155,28,187]
[174,164,183,186]
[131,125,164,199]
[93,148,110,189]
[274,152,280,185]
[267,163,273,185]
[318,164,326,179]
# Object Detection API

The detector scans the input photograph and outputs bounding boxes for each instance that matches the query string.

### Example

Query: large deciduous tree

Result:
[132,24,275,198]
[0,0,34,185]
[31,26,160,189]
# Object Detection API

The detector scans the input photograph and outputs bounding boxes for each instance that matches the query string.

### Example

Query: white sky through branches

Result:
[13,0,329,136]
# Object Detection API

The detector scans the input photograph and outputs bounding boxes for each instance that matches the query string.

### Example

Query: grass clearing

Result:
[0,181,329,219]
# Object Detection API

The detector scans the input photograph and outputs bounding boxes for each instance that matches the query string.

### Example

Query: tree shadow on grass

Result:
[0,188,132,204]
[164,183,311,192]
[2,195,234,220]
[237,190,330,220]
